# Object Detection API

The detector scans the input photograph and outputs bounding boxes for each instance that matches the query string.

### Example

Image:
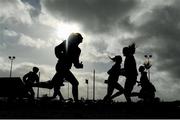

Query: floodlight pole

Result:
[9,56,15,78]
[93,69,95,101]
[85,79,89,100]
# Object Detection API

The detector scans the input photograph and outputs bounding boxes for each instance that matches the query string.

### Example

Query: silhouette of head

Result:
[128,43,136,55]
[139,65,145,73]
[68,33,83,46]
[110,55,122,63]
[33,67,39,73]
[123,47,129,56]
[123,43,136,56]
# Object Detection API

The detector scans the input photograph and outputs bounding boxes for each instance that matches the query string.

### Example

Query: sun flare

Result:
[56,23,81,40]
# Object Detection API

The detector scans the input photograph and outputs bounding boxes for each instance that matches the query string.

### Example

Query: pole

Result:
[87,82,89,100]
[85,79,89,100]
[9,56,15,78]
[93,69,95,101]
[148,69,150,81]
[148,58,150,81]
[10,60,13,78]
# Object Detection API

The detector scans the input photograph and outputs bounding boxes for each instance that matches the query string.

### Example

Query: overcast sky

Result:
[0,0,180,101]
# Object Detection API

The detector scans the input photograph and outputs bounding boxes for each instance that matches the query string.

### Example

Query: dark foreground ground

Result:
[0,98,180,119]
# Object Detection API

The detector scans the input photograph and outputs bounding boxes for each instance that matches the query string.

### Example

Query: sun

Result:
[55,22,81,40]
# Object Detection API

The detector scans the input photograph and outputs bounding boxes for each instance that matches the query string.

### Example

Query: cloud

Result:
[18,34,53,49]
[133,1,180,82]
[3,29,18,37]
[41,0,138,33]
[21,0,41,18]
[0,0,33,24]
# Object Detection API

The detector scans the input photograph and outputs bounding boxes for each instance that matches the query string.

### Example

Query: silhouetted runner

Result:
[123,43,138,103]
[51,33,83,102]
[23,67,39,99]
[131,65,156,102]
[103,55,124,102]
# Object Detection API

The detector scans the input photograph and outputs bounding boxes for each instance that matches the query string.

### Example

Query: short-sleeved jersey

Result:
[23,71,39,85]
[107,63,121,83]
[124,55,138,78]
[55,40,81,69]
